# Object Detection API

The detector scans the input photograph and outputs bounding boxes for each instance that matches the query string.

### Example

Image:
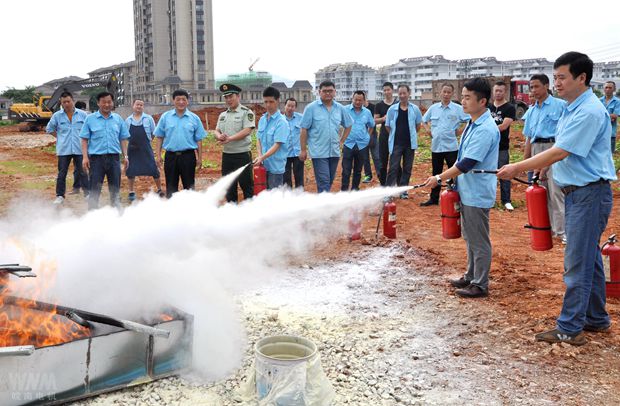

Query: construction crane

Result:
[248,57,260,72]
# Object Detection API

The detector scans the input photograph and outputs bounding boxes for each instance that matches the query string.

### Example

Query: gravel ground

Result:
[73,242,619,406]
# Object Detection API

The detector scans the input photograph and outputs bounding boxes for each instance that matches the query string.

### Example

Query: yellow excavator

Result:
[9,73,118,131]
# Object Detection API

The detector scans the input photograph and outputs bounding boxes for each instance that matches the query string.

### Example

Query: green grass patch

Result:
[614,151,620,172]
[0,120,16,126]
[20,179,54,190]
[40,145,57,155]
[202,159,219,169]
[0,160,51,176]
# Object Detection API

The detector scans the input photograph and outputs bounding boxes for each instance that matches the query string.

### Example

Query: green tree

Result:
[1,86,39,103]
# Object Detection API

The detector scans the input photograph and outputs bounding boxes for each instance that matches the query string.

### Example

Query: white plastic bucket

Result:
[255,335,317,405]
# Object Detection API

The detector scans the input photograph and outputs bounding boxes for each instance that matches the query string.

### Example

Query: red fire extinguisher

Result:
[383,198,397,239]
[602,234,620,298]
[349,209,362,241]
[440,180,461,239]
[524,178,553,251]
[253,164,267,195]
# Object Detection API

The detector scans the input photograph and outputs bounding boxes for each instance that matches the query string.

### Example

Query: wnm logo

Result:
[0,372,57,393]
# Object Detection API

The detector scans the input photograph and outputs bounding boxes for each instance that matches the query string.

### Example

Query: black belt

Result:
[168,149,195,156]
[532,137,555,144]
[561,179,609,196]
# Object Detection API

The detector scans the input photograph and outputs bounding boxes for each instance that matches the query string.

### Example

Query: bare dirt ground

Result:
[1,122,619,405]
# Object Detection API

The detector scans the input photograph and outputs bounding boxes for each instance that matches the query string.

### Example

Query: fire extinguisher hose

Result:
[524,224,551,231]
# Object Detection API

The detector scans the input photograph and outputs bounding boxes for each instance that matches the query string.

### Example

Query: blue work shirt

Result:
[386,102,423,153]
[300,100,353,158]
[522,96,566,141]
[600,95,620,138]
[344,105,375,149]
[153,108,207,152]
[285,111,303,158]
[46,108,88,156]
[79,111,130,155]
[422,102,469,152]
[456,109,500,209]
[125,113,156,141]
[553,89,617,187]
[257,110,289,174]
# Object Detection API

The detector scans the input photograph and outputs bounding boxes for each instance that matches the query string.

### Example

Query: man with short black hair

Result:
[80,91,130,210]
[425,78,499,298]
[254,86,289,189]
[300,80,353,193]
[385,84,423,199]
[522,74,566,241]
[600,81,619,152]
[215,83,256,202]
[421,83,469,206]
[374,82,398,185]
[283,97,304,189]
[154,89,206,198]
[341,90,375,191]
[46,91,89,204]
[490,81,516,211]
[498,52,616,346]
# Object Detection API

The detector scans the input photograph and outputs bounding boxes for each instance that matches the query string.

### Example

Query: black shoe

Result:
[455,284,488,298]
[157,189,165,198]
[450,277,470,289]
[583,324,611,333]
[69,188,80,195]
[535,329,587,346]
[420,199,438,207]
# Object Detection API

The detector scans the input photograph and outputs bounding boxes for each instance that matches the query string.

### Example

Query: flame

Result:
[1,240,91,348]
[159,313,174,322]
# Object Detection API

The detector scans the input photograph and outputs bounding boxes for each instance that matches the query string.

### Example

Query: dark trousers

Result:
[612,137,616,153]
[164,150,197,198]
[222,151,253,202]
[57,155,88,197]
[341,145,368,191]
[284,156,304,189]
[363,135,381,179]
[311,157,340,193]
[88,154,121,210]
[379,132,400,186]
[498,149,511,204]
[430,151,458,202]
[386,145,415,187]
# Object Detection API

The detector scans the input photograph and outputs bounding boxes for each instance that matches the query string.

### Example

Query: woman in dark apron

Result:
[125,100,164,201]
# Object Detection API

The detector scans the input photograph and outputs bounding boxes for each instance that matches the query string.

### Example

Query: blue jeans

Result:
[341,145,367,191]
[88,154,121,210]
[557,182,612,334]
[312,157,339,193]
[56,155,88,197]
[267,172,284,189]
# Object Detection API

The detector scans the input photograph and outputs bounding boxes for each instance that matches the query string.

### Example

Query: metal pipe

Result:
[0,345,35,357]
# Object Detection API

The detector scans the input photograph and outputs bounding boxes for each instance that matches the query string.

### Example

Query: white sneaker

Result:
[504,202,514,211]
[561,234,567,245]
[53,196,64,205]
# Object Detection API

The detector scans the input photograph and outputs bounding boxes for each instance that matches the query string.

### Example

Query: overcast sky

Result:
[1,0,619,91]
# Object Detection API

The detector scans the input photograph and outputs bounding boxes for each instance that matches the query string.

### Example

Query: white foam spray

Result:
[0,166,409,381]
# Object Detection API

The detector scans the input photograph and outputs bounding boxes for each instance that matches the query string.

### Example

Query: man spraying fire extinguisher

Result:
[425,78,500,298]
[498,52,617,346]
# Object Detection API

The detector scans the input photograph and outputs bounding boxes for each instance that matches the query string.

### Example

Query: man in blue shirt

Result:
[300,80,353,193]
[341,91,375,191]
[499,52,616,346]
[154,89,206,198]
[80,91,129,210]
[425,78,500,298]
[522,74,567,242]
[600,81,620,152]
[421,83,469,206]
[283,98,304,189]
[254,86,289,189]
[46,91,89,204]
[385,84,423,199]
